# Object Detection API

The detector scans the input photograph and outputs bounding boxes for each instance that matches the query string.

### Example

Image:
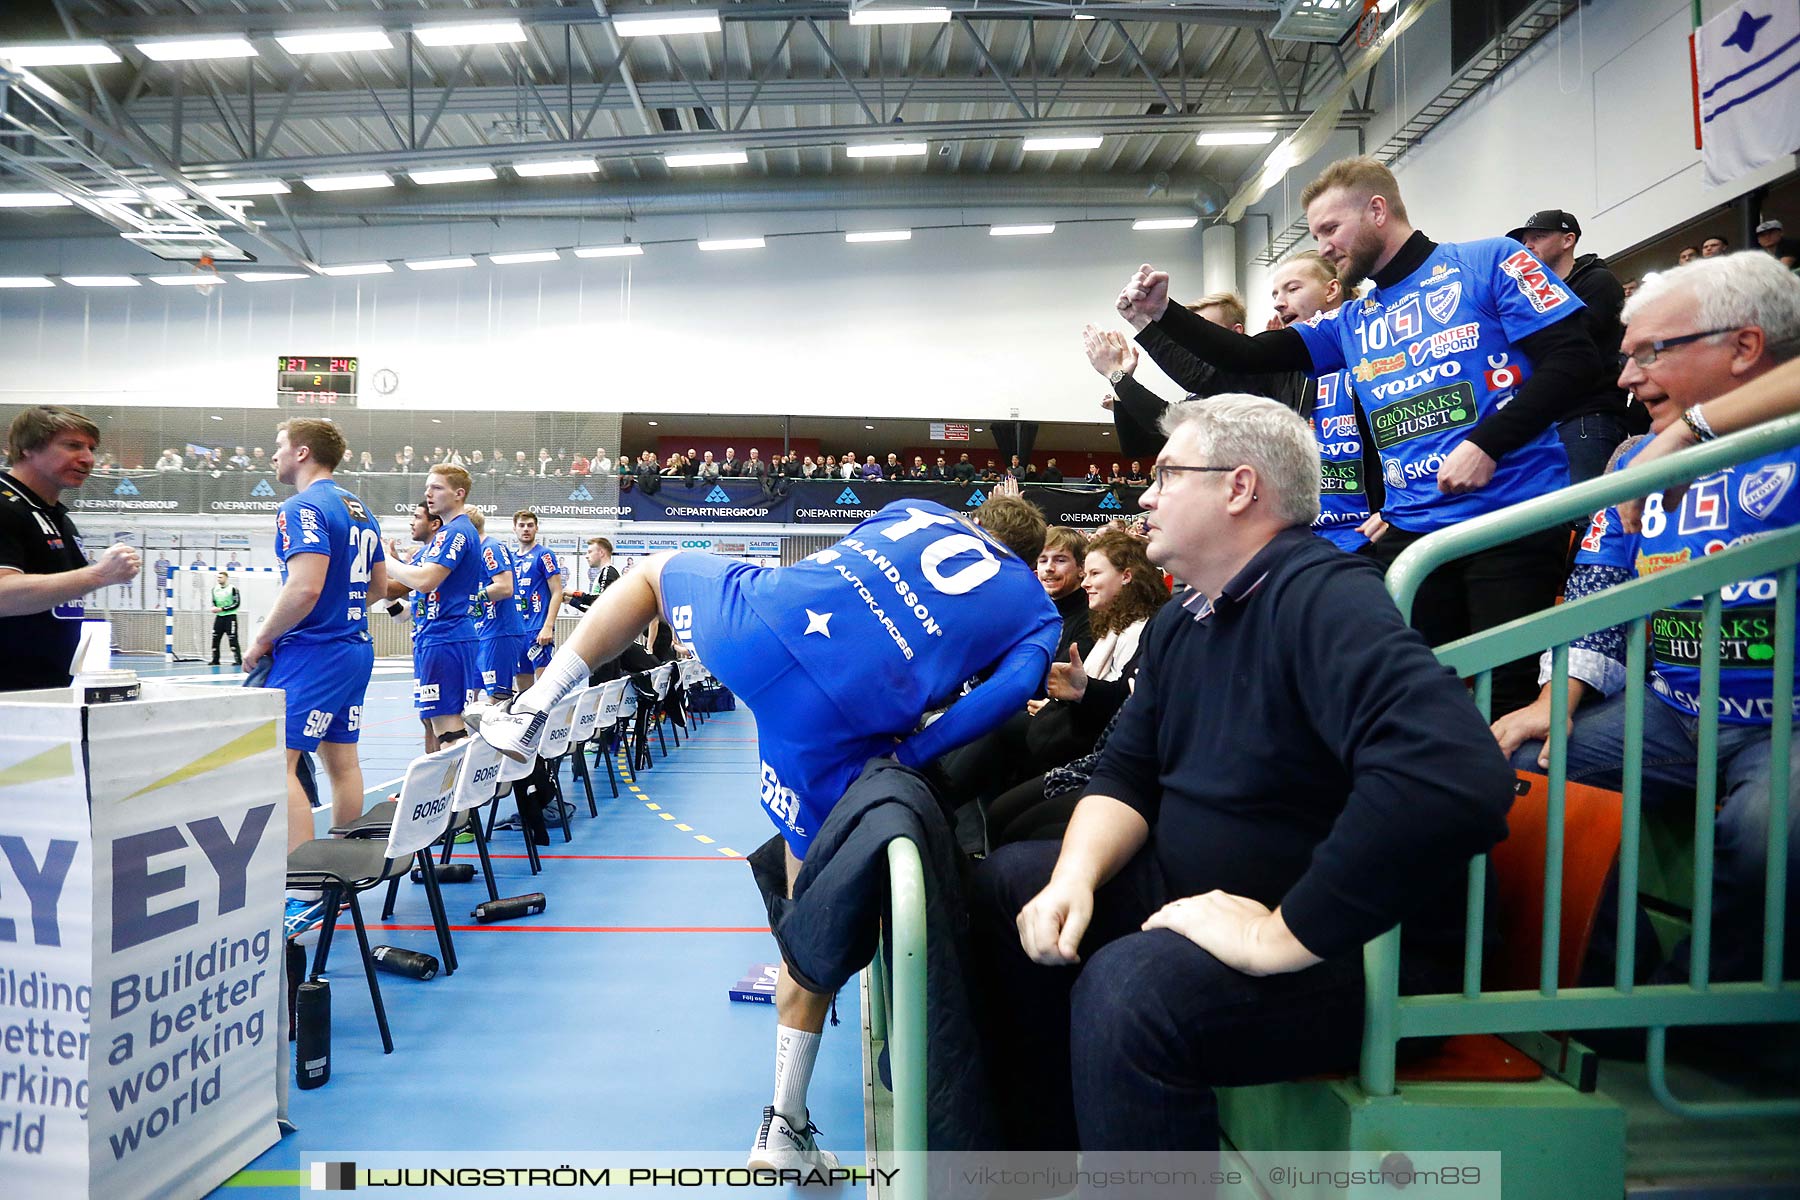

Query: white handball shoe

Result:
[747,1105,840,1173]
[476,699,548,763]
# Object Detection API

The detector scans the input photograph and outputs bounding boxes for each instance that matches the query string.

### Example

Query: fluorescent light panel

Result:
[414,21,527,47]
[612,12,722,37]
[135,37,257,62]
[574,244,644,258]
[97,185,185,202]
[664,150,748,168]
[275,29,394,55]
[318,262,393,276]
[0,43,121,66]
[120,230,218,241]
[234,272,309,282]
[1132,217,1199,231]
[513,158,598,177]
[489,250,560,264]
[1196,130,1277,146]
[1022,135,1103,152]
[150,274,225,286]
[0,193,74,208]
[849,8,952,25]
[697,237,764,252]
[846,230,911,243]
[407,165,497,185]
[990,224,1055,236]
[199,179,290,198]
[846,142,927,158]
[64,276,140,287]
[0,277,54,288]
[405,257,478,271]
[302,172,394,192]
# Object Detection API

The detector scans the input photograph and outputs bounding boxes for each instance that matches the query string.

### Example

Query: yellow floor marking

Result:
[645,802,660,810]
[659,812,675,821]
[675,823,692,832]
[718,847,739,857]
[694,835,715,845]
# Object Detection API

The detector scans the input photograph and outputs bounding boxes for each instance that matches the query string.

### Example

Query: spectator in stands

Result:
[156,448,183,472]
[821,455,837,478]
[881,452,899,478]
[721,447,741,477]
[469,450,494,475]
[397,445,416,473]
[634,452,662,496]
[1041,458,1064,483]
[1108,462,1124,484]
[392,451,409,472]
[1038,526,1094,665]
[251,448,272,471]
[1507,208,1649,482]
[357,450,375,473]
[593,448,613,476]
[226,446,251,471]
[446,447,467,468]
[1492,251,1800,984]
[1085,463,1104,485]
[932,456,950,481]
[537,448,554,476]
[1125,461,1147,485]
[950,453,974,484]
[971,394,1513,1160]
[744,448,768,482]
[661,452,687,477]
[1678,245,1700,265]
[697,451,720,480]
[860,455,884,481]
[511,451,533,476]
[1007,455,1025,480]
[909,455,927,479]
[982,460,1001,483]
[570,451,590,475]
[1623,278,1640,299]
[1701,235,1729,258]
[1757,219,1799,268]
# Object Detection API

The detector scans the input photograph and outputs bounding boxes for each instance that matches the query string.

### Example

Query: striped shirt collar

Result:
[1175,527,1313,622]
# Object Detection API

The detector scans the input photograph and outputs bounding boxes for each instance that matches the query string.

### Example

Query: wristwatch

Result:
[1107,367,1130,386]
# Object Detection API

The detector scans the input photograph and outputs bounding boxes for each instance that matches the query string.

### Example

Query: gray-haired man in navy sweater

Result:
[971,394,1514,1169]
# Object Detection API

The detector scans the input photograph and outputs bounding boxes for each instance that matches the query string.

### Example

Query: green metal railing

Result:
[1374,413,1800,1118]
[869,838,927,1200]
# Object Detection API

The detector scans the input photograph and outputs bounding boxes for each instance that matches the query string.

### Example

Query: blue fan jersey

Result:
[415,513,482,646]
[1577,440,1800,726]
[273,479,383,649]
[728,499,1061,754]
[1310,369,1373,551]
[515,543,561,630]
[476,536,525,638]
[1294,238,1577,532]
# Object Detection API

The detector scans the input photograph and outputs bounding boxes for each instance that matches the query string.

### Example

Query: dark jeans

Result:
[211,614,240,663]
[986,774,1079,848]
[1557,411,1632,486]
[970,841,1380,1161]
[1370,523,1569,717]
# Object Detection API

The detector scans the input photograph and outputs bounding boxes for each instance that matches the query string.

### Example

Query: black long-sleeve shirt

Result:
[1083,527,1513,961]
[1148,231,1603,463]
[1115,322,1313,458]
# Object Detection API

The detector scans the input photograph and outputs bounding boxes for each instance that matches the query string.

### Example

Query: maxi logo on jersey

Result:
[1498,249,1571,315]
[1370,382,1477,450]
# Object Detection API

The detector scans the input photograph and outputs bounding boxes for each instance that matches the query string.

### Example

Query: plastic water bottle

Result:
[295,979,330,1089]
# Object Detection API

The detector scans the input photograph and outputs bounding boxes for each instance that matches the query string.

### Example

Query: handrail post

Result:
[886,838,928,1161]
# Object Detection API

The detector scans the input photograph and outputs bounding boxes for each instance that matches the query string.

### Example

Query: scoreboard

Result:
[277,356,358,408]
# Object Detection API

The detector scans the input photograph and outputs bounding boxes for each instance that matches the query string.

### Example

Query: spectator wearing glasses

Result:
[970,395,1511,1161]
[1492,252,1800,985]
[1507,209,1650,482]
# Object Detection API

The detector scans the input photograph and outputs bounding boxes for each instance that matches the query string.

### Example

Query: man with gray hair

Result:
[970,394,1513,1163]
[1493,251,1800,984]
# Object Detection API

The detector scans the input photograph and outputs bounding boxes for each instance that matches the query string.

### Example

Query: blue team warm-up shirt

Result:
[273,479,384,649]
[475,536,525,639]
[1310,368,1373,551]
[515,543,560,631]
[1293,238,1577,532]
[1577,440,1800,726]
[415,513,482,645]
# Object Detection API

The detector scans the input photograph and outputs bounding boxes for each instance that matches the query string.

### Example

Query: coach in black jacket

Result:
[971,395,1513,1165]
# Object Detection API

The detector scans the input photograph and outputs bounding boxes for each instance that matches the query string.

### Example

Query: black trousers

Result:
[1368,523,1568,717]
[211,614,241,663]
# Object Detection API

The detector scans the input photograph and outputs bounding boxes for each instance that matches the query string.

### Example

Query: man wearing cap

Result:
[1508,208,1650,482]
[1756,219,1798,268]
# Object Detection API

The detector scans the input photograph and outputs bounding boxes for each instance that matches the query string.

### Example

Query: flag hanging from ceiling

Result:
[1696,0,1800,187]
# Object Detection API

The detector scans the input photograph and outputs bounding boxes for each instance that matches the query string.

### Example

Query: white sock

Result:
[519,647,588,713]
[772,1026,821,1125]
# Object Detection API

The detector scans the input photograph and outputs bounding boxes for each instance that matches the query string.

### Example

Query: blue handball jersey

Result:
[415,513,482,646]
[1310,368,1373,551]
[1293,238,1578,532]
[475,536,525,638]
[273,479,384,649]
[514,543,560,630]
[1577,440,1800,726]
[738,499,1061,753]
[408,547,428,640]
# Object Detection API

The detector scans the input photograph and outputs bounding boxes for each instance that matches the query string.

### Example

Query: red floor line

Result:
[452,852,743,861]
[333,922,770,933]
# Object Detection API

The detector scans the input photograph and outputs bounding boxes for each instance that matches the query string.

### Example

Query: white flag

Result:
[1697,0,1800,188]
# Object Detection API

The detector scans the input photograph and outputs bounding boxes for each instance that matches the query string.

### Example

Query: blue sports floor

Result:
[121,657,866,1197]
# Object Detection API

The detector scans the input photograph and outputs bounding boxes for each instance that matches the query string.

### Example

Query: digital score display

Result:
[277,356,358,408]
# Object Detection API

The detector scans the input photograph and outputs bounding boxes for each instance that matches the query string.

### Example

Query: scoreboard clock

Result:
[276,356,358,408]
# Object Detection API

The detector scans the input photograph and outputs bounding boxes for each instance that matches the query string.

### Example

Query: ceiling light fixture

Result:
[1131,217,1199,231]
[199,179,290,198]
[845,142,927,158]
[1195,130,1278,146]
[0,277,55,288]
[849,8,952,26]
[414,21,528,47]
[405,257,479,271]
[612,12,723,37]
[63,276,141,287]
[135,37,257,62]
[318,262,393,277]
[697,237,765,252]
[407,165,497,186]
[514,158,599,177]
[1022,135,1103,152]
[150,274,227,286]
[664,150,749,168]
[574,244,645,258]
[0,43,122,66]
[0,193,74,208]
[302,172,395,192]
[489,250,561,264]
[989,224,1055,236]
[234,272,310,282]
[846,230,911,243]
[275,30,393,55]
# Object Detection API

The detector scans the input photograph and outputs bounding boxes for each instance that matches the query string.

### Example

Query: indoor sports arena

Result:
[2,0,1798,1197]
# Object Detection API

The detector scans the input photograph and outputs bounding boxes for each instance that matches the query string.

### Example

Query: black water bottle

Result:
[472,892,546,923]
[412,862,476,884]
[295,979,331,1089]
[370,945,439,980]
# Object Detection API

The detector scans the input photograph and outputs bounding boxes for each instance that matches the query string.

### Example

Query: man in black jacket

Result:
[1506,208,1649,482]
[972,394,1513,1165]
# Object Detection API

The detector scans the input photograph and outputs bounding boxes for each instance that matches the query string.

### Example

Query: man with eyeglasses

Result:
[969,394,1512,1169]
[1492,251,1800,985]
[1117,155,1606,715]
[1506,208,1650,482]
